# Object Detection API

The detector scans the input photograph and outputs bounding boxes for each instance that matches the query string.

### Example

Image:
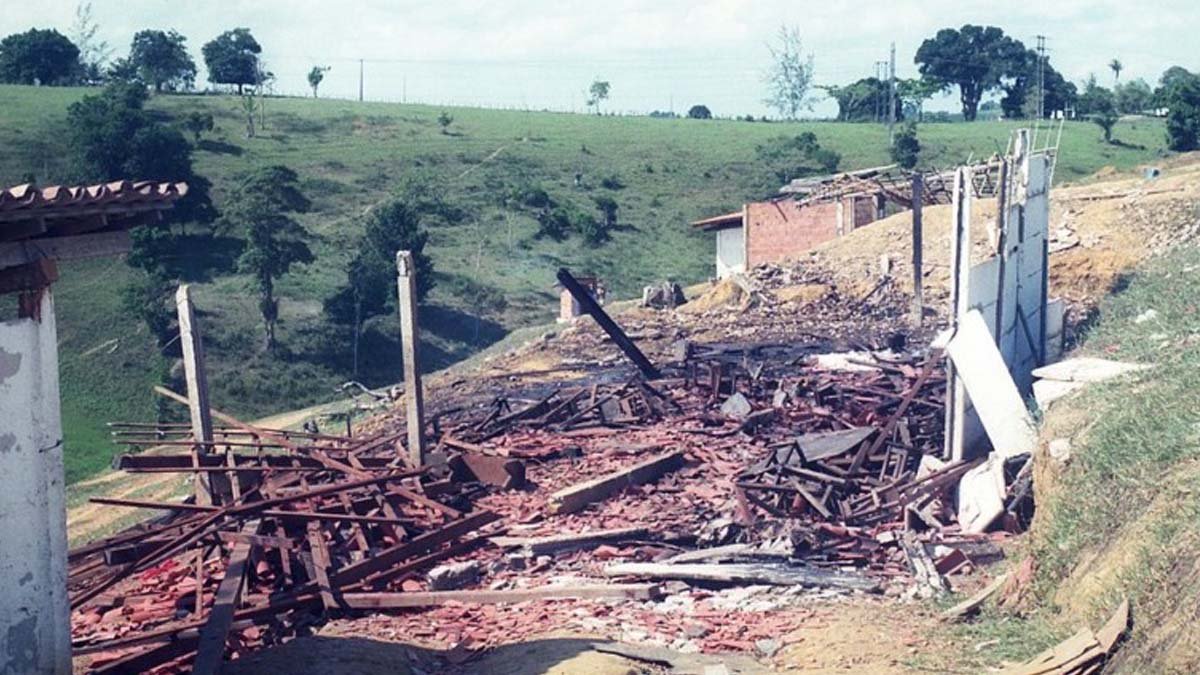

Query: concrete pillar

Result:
[0,291,71,674]
[175,285,229,504]
[396,251,426,467]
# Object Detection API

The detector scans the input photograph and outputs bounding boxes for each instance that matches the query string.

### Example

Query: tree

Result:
[1163,70,1200,151]
[67,82,213,226]
[105,56,139,83]
[763,25,814,119]
[71,2,111,84]
[307,65,329,97]
[593,195,619,230]
[121,270,175,347]
[755,132,840,184]
[437,111,454,134]
[324,200,432,373]
[1116,78,1153,114]
[1109,58,1123,85]
[0,28,80,85]
[687,104,712,119]
[1154,66,1199,110]
[1085,85,1119,142]
[914,25,1027,121]
[825,78,900,122]
[896,78,940,121]
[891,123,920,169]
[201,28,261,94]
[183,110,214,142]
[587,79,610,114]
[129,30,196,92]
[223,165,313,351]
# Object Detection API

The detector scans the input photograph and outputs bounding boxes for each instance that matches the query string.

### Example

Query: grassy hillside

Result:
[1029,243,1200,672]
[0,84,1171,482]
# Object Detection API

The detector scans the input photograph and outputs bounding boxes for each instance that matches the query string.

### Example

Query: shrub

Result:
[890,123,921,169]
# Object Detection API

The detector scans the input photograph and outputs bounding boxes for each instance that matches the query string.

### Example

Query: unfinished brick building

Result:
[691,195,880,278]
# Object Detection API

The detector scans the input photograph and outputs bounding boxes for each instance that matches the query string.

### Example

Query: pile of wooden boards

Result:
[72,424,505,674]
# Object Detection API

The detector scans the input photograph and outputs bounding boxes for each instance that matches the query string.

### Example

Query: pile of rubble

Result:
[72,321,1032,672]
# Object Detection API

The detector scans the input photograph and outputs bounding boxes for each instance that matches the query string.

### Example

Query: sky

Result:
[2,1,1198,117]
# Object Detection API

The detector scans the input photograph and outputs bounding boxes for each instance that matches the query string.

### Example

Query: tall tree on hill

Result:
[896,78,941,121]
[70,2,111,84]
[67,82,214,231]
[1109,59,1123,86]
[202,28,261,94]
[307,65,329,97]
[1116,79,1153,114]
[763,25,814,120]
[1160,67,1200,151]
[587,79,610,114]
[324,200,432,374]
[129,29,196,92]
[914,24,1027,121]
[223,165,313,351]
[0,28,80,85]
[825,78,901,122]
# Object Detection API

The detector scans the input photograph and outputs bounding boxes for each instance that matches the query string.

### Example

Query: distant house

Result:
[692,195,881,278]
[692,164,994,279]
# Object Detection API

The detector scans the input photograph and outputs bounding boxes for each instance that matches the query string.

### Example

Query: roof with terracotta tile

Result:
[0,180,188,243]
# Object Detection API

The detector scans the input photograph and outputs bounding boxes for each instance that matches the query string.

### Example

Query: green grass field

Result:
[0,84,1173,482]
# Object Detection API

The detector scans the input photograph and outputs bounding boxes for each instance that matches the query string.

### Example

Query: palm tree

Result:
[1109,59,1123,85]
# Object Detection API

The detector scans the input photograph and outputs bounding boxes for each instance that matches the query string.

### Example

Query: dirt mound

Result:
[677,276,748,313]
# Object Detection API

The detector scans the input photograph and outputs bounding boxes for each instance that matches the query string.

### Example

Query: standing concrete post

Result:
[175,285,229,504]
[0,291,71,674]
[910,173,924,326]
[396,251,427,466]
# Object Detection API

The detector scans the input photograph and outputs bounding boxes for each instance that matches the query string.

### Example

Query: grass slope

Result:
[0,84,1171,482]
[1029,244,1200,672]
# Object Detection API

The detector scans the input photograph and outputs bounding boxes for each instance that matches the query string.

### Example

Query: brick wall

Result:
[744,200,842,267]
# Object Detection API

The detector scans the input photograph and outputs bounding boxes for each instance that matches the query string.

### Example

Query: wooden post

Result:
[175,285,229,504]
[396,251,426,467]
[910,174,924,326]
[557,267,661,379]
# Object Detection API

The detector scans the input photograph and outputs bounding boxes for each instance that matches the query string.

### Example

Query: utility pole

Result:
[888,42,897,142]
[1036,35,1047,119]
[395,251,426,467]
[358,59,364,102]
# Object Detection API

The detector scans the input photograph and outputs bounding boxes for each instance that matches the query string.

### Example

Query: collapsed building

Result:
[4,129,1133,674]
[693,163,1003,279]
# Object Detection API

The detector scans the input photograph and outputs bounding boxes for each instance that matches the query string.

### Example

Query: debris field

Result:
[69,286,1034,674]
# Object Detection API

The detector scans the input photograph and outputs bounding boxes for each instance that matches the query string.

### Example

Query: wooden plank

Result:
[192,519,259,675]
[1094,598,1130,653]
[604,562,879,593]
[900,533,948,596]
[490,526,648,555]
[941,573,1008,621]
[331,510,500,586]
[557,267,661,379]
[306,523,339,610]
[340,584,662,608]
[216,531,296,551]
[548,451,685,515]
